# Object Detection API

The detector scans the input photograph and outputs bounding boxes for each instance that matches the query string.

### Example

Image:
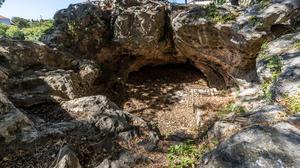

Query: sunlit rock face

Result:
[42,0,298,89]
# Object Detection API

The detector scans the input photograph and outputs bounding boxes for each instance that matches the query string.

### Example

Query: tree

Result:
[5,26,25,40]
[11,17,30,29]
[22,20,53,41]
[0,23,9,37]
[0,0,5,7]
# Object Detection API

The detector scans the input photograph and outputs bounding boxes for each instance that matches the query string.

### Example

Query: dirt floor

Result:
[123,64,207,137]
[121,64,234,167]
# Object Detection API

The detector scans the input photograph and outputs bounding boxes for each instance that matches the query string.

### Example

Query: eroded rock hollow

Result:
[1,0,300,167]
[42,0,284,89]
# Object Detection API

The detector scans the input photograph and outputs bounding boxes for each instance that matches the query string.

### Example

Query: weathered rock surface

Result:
[96,150,150,168]
[42,0,299,89]
[1,0,300,167]
[51,145,82,168]
[0,89,36,145]
[0,39,74,74]
[257,32,300,99]
[208,121,241,141]
[199,31,300,168]
[200,123,300,168]
[0,38,155,167]
[61,95,132,134]
[42,3,111,57]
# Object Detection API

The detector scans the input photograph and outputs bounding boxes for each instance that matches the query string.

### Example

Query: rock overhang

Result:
[41,0,299,90]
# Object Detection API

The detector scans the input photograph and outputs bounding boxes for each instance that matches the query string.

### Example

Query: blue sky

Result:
[0,0,186,20]
[0,0,84,19]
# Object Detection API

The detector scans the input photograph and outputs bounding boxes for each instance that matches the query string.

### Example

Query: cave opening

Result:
[102,61,233,138]
[121,63,210,136]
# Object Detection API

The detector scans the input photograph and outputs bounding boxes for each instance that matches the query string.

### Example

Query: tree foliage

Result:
[0,0,5,7]
[5,26,25,40]
[0,18,53,41]
[22,20,53,41]
[11,17,30,29]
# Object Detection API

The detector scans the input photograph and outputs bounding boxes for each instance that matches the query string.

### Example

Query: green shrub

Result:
[291,14,300,29]
[265,55,282,73]
[219,103,246,118]
[168,140,219,168]
[11,17,30,29]
[260,55,282,102]
[293,40,300,49]
[260,42,269,51]
[214,0,226,5]
[258,42,283,102]
[168,142,200,168]
[261,79,273,102]
[0,23,9,37]
[5,26,24,40]
[0,29,5,37]
[258,42,269,60]
[248,16,260,27]
[0,19,53,41]
[284,94,300,114]
[0,23,9,31]
[259,0,270,8]
[204,4,236,23]
[23,20,53,41]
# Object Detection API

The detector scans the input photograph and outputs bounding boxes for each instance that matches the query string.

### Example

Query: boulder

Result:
[51,145,82,168]
[257,32,300,99]
[113,0,172,57]
[0,89,36,145]
[208,121,241,141]
[96,150,149,168]
[200,124,300,168]
[42,3,111,58]
[61,95,132,134]
[0,39,76,74]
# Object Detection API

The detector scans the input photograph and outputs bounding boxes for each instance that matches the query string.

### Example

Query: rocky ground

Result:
[0,0,300,167]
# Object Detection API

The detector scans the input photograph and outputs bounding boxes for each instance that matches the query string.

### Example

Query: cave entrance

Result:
[122,63,209,137]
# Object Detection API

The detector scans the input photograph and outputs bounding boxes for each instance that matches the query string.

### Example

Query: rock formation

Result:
[0,0,300,167]
[41,0,299,89]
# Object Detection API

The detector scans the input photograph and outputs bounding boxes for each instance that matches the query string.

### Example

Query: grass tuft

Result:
[248,16,260,27]
[258,42,282,102]
[283,94,300,115]
[168,140,219,168]
[204,4,236,24]
[218,102,246,118]
[293,40,300,49]
[259,0,270,9]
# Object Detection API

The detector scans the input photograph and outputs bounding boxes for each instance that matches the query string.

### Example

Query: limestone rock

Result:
[0,89,36,144]
[113,0,171,57]
[61,95,132,134]
[200,124,300,168]
[42,3,110,58]
[257,32,300,99]
[41,0,298,89]
[208,121,241,141]
[0,39,75,74]
[96,151,149,168]
[249,104,286,123]
[51,145,82,168]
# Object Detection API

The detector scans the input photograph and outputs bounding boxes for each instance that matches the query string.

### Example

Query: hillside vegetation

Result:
[0,18,53,41]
